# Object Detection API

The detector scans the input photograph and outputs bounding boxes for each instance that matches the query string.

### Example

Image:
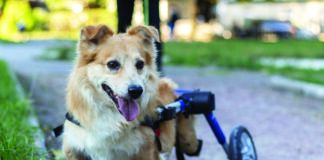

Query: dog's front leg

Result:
[132,126,159,160]
[176,114,201,155]
[158,119,176,153]
[63,141,90,160]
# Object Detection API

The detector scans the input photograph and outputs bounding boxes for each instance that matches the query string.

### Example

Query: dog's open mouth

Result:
[101,84,139,122]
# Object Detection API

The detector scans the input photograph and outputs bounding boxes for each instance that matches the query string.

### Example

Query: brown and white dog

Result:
[62,25,200,160]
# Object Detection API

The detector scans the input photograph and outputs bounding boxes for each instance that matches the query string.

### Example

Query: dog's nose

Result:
[128,85,143,99]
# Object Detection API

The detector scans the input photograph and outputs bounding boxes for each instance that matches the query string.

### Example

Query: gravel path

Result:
[1,41,324,160]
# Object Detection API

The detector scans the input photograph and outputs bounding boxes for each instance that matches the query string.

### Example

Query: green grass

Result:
[164,39,324,69]
[37,45,76,61]
[0,60,42,159]
[40,39,324,65]
[165,39,324,85]
[263,67,324,86]
[0,39,21,44]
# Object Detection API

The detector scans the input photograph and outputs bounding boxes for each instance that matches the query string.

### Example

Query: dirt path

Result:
[1,41,324,160]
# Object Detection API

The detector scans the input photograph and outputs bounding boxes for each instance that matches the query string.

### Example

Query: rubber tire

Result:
[228,126,257,160]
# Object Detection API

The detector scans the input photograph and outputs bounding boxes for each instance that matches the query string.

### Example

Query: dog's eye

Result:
[107,60,120,70]
[135,60,144,70]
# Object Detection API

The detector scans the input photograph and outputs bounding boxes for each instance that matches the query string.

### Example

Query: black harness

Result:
[140,116,162,151]
[53,113,81,137]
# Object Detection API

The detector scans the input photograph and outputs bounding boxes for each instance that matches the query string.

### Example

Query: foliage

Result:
[0,60,17,101]
[37,45,76,61]
[0,0,49,40]
[0,38,20,44]
[0,0,5,11]
[0,0,117,41]
[0,60,43,160]
[0,1,34,32]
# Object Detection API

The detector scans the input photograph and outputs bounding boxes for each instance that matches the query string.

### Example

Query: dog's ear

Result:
[127,25,160,43]
[77,25,113,66]
[80,24,113,45]
[127,26,160,67]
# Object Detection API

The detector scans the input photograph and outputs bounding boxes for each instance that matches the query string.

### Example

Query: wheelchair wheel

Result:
[228,126,257,160]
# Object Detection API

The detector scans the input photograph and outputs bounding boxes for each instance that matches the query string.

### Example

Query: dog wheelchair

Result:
[155,90,257,160]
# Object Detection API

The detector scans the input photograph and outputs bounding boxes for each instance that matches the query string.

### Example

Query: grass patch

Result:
[164,39,324,85]
[164,39,324,69]
[0,60,43,159]
[37,45,76,61]
[0,39,21,44]
[40,39,324,64]
[263,67,324,85]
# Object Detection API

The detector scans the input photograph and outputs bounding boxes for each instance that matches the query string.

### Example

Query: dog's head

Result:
[76,24,160,122]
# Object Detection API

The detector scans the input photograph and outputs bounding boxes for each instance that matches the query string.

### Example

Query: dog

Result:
[62,24,200,160]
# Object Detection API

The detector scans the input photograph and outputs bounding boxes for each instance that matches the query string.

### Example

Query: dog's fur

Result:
[62,25,199,160]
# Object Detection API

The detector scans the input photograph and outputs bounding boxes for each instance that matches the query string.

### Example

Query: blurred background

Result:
[1,0,324,160]
[1,0,324,41]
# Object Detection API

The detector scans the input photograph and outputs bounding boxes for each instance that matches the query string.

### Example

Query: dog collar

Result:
[65,112,81,126]
[53,112,81,137]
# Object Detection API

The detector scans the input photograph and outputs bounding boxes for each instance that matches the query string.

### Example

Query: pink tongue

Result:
[117,97,139,121]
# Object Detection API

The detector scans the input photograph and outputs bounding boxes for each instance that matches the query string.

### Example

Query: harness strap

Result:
[53,124,63,137]
[140,116,162,151]
[65,112,81,127]
[53,112,81,137]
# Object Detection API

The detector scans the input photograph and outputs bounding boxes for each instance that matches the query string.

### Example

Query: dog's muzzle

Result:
[101,83,140,121]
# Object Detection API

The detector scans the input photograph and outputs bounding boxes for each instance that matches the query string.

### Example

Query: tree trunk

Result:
[0,0,7,17]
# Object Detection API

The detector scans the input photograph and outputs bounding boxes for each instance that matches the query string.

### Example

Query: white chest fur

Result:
[64,121,144,160]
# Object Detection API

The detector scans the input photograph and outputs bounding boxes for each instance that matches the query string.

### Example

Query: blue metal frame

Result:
[204,112,228,154]
[171,89,229,154]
